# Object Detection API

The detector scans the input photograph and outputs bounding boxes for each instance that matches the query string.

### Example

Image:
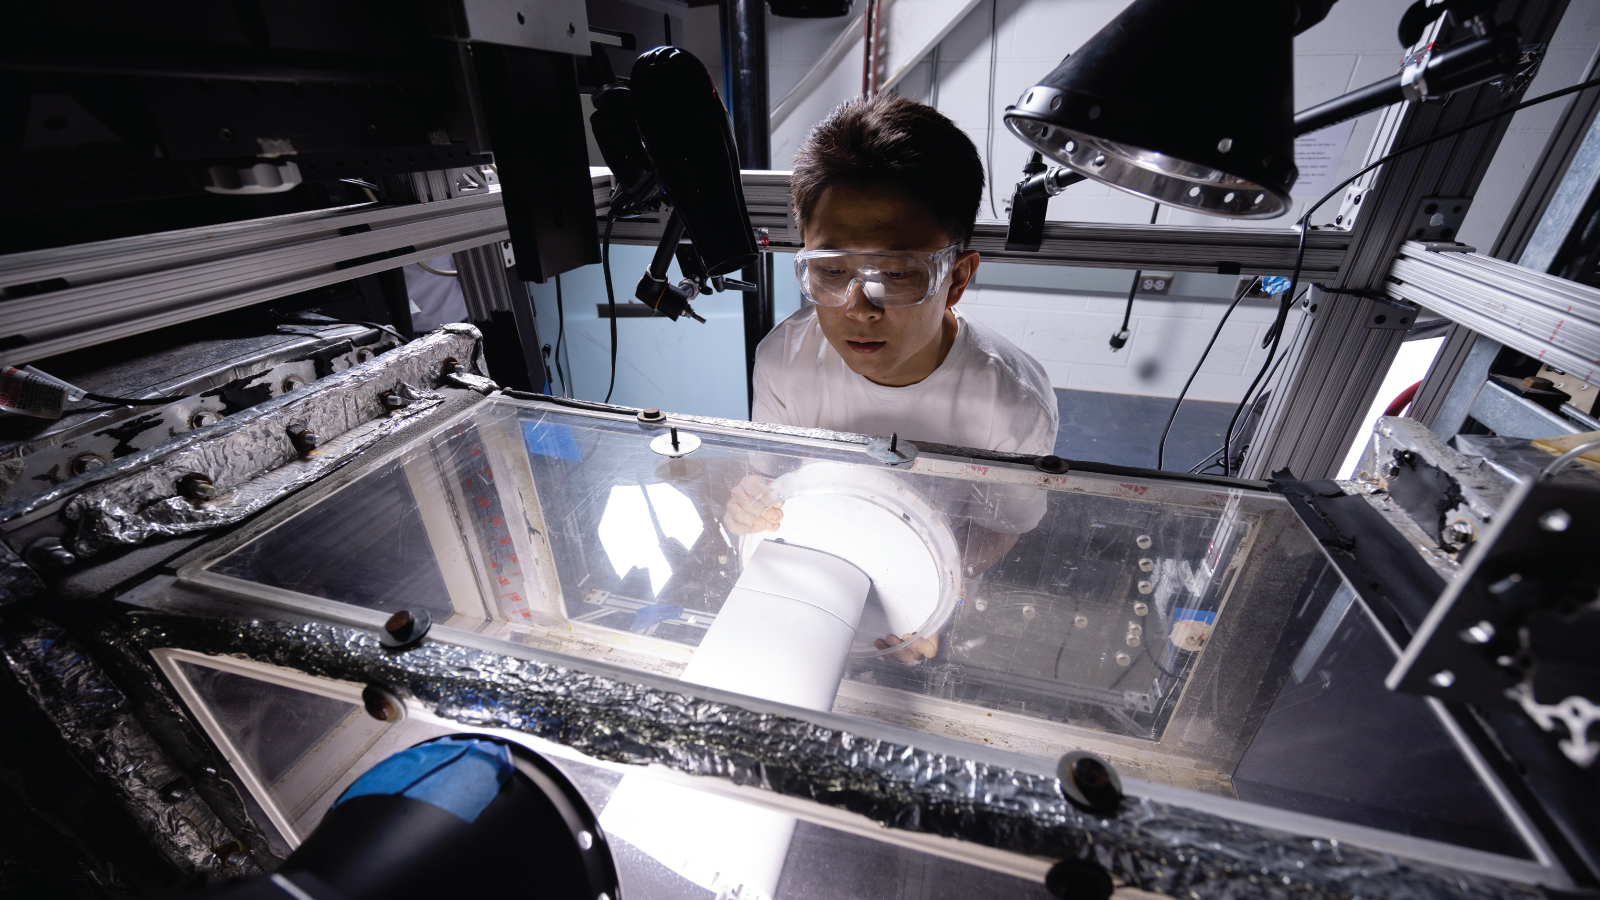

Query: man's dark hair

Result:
[791,94,985,246]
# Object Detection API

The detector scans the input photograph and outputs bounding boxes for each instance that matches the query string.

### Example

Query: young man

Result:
[748,94,1058,460]
[725,95,1060,662]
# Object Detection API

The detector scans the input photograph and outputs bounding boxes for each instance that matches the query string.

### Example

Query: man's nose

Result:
[844,280,882,318]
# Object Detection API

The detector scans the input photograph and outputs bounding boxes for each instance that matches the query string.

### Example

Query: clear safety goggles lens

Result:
[794,245,961,309]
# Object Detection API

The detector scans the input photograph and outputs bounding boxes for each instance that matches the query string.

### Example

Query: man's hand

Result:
[723,474,784,535]
[875,632,938,666]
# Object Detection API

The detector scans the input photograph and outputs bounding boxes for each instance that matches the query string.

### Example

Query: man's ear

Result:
[945,250,980,309]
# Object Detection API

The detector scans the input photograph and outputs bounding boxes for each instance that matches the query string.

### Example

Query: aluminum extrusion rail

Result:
[590,170,1351,278]
[1388,241,1600,383]
[0,191,509,367]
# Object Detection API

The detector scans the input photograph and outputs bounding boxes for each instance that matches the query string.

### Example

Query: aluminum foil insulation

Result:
[0,615,244,879]
[119,610,1543,900]
[0,327,481,559]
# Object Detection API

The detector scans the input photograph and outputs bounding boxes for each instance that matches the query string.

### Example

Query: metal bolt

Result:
[1022,604,1037,619]
[1538,508,1571,532]
[381,391,408,410]
[356,347,375,363]
[441,356,461,376]
[1074,614,1088,628]
[671,427,681,451]
[177,473,216,501]
[1127,622,1142,637]
[1057,751,1124,814]
[362,684,405,722]
[380,607,431,647]
[1126,634,1141,647]
[25,537,76,570]
[1461,620,1495,644]
[159,777,192,803]
[1429,670,1456,688]
[224,851,249,867]
[70,453,106,476]
[1137,580,1153,594]
[287,423,320,454]
[1115,651,1131,666]
[189,410,220,429]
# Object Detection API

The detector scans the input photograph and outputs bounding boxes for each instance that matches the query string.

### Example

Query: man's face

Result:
[802,184,978,386]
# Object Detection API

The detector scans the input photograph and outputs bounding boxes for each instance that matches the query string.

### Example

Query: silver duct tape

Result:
[0,616,243,878]
[0,539,43,606]
[122,612,1541,900]
[0,328,480,556]
[64,388,445,556]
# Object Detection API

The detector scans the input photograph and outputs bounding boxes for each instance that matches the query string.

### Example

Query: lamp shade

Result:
[1003,0,1299,219]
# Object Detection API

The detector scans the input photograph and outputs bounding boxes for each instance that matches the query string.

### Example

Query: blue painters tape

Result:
[335,737,514,823]
[1260,275,1292,295]
[1172,607,1217,626]
[523,420,582,462]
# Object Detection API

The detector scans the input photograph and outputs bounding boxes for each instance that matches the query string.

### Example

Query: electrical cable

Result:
[1187,293,1310,474]
[554,274,571,398]
[417,261,459,277]
[1218,73,1600,477]
[1155,276,1259,470]
[985,0,1000,219]
[602,214,620,404]
[1112,204,1162,349]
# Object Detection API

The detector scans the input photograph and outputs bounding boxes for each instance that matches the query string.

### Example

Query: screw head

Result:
[441,356,461,375]
[1461,620,1495,644]
[386,609,413,636]
[1135,534,1152,550]
[1216,137,1233,153]
[1538,509,1571,532]
[1133,601,1149,616]
[1429,670,1456,688]
[1057,751,1124,814]
[1074,614,1088,628]
[177,473,216,500]
[26,537,76,570]
[381,391,407,409]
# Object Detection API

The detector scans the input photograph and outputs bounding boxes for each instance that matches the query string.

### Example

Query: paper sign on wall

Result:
[1292,119,1358,199]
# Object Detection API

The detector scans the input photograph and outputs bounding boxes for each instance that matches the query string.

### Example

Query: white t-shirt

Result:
[752,307,1059,455]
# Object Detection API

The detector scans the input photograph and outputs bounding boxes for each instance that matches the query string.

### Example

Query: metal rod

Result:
[727,0,770,170]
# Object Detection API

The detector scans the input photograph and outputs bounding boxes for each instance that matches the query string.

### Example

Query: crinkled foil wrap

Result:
[0,616,242,878]
[122,611,1542,900]
[0,539,43,607]
[0,328,479,558]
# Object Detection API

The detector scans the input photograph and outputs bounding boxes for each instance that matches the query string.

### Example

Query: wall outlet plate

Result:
[1135,272,1175,295]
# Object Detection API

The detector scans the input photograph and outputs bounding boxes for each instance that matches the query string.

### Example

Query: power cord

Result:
[554,274,572,398]
[1156,276,1259,470]
[1218,72,1600,477]
[601,213,619,404]
[1110,203,1162,350]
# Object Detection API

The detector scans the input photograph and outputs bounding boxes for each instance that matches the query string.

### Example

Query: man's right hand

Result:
[723,474,784,535]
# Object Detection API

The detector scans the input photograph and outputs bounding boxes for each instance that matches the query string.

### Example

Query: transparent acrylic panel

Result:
[194,397,1535,858]
[170,660,453,843]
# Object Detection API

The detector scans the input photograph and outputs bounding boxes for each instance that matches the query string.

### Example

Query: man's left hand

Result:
[875,632,938,665]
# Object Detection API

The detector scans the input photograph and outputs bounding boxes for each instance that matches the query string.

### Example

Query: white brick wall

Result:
[959,265,1306,403]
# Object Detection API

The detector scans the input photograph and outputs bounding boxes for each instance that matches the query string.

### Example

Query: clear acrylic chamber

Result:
[183,395,1542,874]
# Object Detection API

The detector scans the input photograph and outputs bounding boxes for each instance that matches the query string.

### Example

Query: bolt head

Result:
[178,473,216,500]
[1429,670,1456,688]
[385,609,414,636]
[382,392,407,409]
[1216,137,1233,153]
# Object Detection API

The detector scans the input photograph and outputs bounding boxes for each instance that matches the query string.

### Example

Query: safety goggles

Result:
[793,244,964,309]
